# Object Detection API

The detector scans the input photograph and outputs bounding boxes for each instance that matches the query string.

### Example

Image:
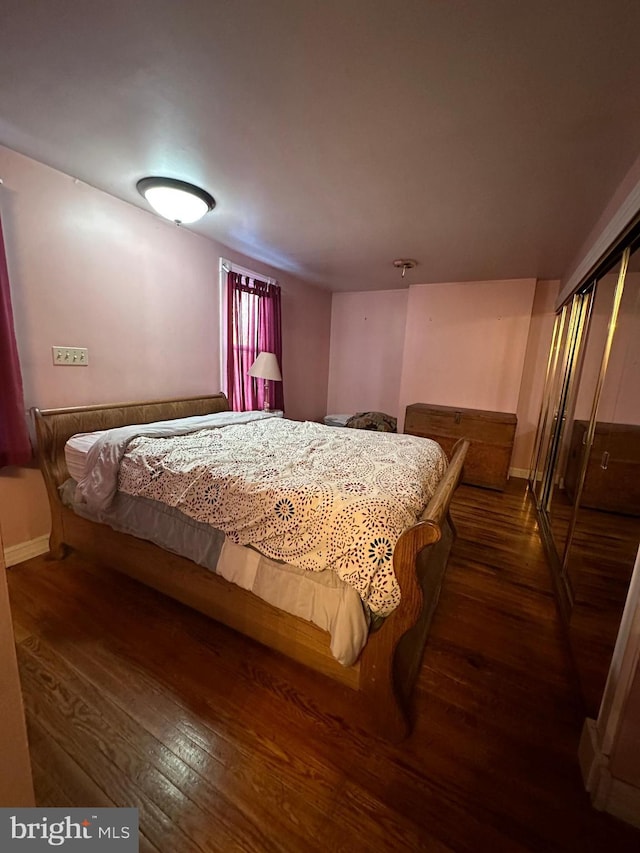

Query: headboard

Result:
[32,393,230,504]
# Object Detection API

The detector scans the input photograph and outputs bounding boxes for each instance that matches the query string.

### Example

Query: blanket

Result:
[116,418,446,615]
[75,410,277,512]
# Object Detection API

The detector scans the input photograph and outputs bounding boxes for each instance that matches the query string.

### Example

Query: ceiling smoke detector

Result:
[393,259,417,278]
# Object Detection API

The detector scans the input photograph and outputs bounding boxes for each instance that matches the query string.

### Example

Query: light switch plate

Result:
[52,346,89,366]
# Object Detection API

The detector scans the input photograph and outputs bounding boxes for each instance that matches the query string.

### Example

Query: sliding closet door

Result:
[529,225,640,717]
[564,246,640,715]
[529,298,587,512]
[560,253,628,596]
[529,307,569,503]
[542,291,592,561]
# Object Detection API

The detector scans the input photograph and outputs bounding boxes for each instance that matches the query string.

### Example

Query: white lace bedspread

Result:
[118,418,447,616]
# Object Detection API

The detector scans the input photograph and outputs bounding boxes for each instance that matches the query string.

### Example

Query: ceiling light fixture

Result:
[136,177,216,225]
[393,259,417,278]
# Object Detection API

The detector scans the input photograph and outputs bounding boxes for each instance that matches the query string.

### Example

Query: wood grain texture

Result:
[405,404,516,490]
[61,507,361,690]
[8,480,640,852]
[545,487,640,717]
[33,396,468,740]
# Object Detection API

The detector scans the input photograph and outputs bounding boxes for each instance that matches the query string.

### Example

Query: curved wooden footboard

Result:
[360,439,469,740]
[33,396,468,741]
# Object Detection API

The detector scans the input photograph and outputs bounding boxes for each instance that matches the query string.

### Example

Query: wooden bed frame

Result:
[33,394,468,741]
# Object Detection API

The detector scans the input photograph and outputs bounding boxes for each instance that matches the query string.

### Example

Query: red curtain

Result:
[226,271,284,411]
[0,214,31,467]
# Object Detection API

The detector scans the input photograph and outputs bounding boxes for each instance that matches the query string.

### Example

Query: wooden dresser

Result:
[404,403,517,490]
[564,420,640,516]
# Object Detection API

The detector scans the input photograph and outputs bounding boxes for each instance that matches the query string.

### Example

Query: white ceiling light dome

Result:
[136,177,215,225]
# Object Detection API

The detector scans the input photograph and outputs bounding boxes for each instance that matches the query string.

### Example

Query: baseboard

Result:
[4,535,50,568]
[580,718,640,830]
[579,718,604,792]
[606,778,640,829]
[509,467,529,480]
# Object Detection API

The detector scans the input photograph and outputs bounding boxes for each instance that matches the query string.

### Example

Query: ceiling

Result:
[2,1,640,292]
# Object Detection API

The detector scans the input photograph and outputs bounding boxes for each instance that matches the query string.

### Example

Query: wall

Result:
[513,280,560,471]
[0,145,332,550]
[557,151,640,308]
[398,279,536,434]
[327,278,547,472]
[327,289,407,417]
[0,522,34,806]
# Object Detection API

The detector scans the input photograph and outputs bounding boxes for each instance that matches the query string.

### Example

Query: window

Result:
[220,259,284,412]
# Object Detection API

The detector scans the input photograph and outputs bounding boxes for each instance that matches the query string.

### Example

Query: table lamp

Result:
[248,352,282,412]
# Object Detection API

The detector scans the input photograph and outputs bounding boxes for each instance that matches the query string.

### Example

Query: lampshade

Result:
[136,177,215,225]
[248,352,282,381]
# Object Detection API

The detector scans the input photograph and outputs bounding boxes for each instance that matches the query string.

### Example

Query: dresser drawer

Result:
[565,420,640,515]
[405,403,517,490]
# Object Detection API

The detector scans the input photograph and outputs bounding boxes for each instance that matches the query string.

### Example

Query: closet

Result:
[530,228,640,717]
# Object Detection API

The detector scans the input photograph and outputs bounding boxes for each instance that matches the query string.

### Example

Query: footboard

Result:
[360,439,469,740]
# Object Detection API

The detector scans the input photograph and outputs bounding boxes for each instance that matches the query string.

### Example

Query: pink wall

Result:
[398,279,536,432]
[513,280,560,471]
[0,145,331,548]
[0,525,34,806]
[326,278,544,472]
[557,151,640,308]
[327,290,407,417]
[0,468,49,551]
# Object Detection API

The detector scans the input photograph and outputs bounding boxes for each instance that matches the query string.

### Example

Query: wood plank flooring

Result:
[7,480,640,852]
[547,490,639,716]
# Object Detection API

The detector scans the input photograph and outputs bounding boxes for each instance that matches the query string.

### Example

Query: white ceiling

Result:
[1,0,640,292]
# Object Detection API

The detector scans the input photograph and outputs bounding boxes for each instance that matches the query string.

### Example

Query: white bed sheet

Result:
[217,539,369,665]
[64,430,107,482]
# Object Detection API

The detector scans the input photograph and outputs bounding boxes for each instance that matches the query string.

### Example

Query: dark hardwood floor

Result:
[547,489,639,716]
[7,480,640,852]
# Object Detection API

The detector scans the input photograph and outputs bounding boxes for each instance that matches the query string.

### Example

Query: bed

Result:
[33,393,468,741]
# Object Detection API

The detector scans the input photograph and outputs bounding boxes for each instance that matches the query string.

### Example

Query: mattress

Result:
[61,479,369,666]
[64,430,106,481]
[65,410,276,485]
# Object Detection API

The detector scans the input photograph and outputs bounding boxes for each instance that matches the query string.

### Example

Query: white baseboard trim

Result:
[580,718,640,830]
[509,467,529,480]
[606,777,640,829]
[579,718,604,792]
[4,535,50,568]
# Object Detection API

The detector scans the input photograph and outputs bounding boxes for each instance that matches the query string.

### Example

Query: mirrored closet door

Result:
[563,245,640,713]
[529,302,574,507]
[530,234,640,717]
[548,257,626,578]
